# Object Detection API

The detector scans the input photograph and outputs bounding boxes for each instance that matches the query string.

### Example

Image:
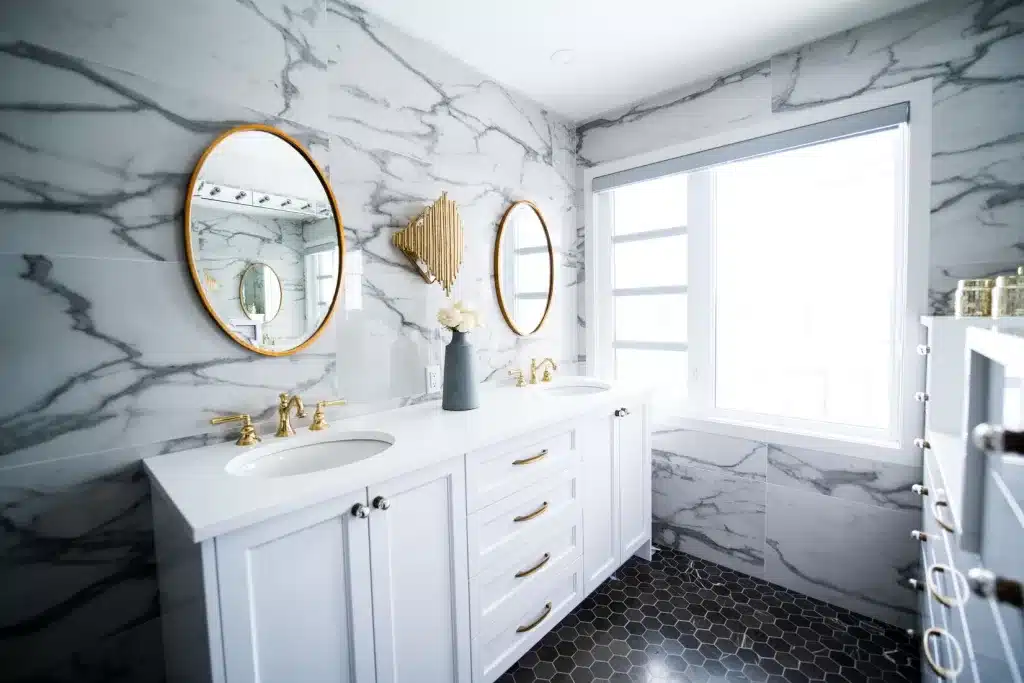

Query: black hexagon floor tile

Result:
[496,547,918,683]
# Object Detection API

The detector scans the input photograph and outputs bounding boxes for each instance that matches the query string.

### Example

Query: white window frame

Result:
[583,80,932,465]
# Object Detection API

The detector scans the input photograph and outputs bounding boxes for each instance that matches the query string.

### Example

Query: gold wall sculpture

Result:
[392,192,464,296]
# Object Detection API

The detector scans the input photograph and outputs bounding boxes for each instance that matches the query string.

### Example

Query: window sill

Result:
[655,404,919,467]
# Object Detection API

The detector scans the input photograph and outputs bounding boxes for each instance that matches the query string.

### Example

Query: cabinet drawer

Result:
[472,557,584,683]
[468,466,579,577]
[470,503,581,634]
[466,428,577,512]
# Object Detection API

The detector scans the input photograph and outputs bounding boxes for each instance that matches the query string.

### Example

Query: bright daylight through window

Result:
[597,122,907,442]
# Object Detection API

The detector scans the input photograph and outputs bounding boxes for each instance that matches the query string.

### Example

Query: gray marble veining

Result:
[652,427,767,481]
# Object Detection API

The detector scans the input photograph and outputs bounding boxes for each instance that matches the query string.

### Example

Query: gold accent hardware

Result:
[512,449,549,466]
[310,399,347,431]
[530,358,558,384]
[954,278,994,318]
[932,499,956,533]
[276,393,307,437]
[927,564,970,608]
[210,414,261,446]
[514,553,551,579]
[183,124,345,357]
[922,627,964,679]
[513,501,549,523]
[516,602,553,633]
[508,368,527,388]
[494,200,555,336]
[392,192,464,296]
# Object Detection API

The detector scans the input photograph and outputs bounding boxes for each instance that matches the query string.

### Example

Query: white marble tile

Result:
[652,455,766,576]
[764,484,919,628]
[767,444,921,511]
[652,427,766,481]
[577,62,771,166]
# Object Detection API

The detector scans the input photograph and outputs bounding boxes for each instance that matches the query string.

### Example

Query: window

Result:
[590,100,919,447]
[304,245,340,330]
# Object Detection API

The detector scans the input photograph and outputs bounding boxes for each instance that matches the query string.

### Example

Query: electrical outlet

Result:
[425,365,442,393]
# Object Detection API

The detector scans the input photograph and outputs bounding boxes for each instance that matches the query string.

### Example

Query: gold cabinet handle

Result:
[513,501,548,523]
[516,602,552,633]
[514,553,551,579]
[932,499,956,533]
[513,449,548,466]
[928,563,970,608]
[922,627,964,679]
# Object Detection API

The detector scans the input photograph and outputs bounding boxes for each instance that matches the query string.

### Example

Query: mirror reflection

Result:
[186,127,342,355]
[495,201,554,336]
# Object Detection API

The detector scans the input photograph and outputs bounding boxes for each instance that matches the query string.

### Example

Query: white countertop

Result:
[144,380,649,542]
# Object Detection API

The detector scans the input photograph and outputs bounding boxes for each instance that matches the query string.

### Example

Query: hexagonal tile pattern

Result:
[496,547,918,683]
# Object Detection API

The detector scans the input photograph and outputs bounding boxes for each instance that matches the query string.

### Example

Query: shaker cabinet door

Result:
[367,456,472,683]
[216,492,376,683]
[617,404,651,559]
[580,413,619,593]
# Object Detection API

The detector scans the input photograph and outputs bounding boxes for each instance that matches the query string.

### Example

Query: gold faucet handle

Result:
[310,399,347,431]
[210,414,261,446]
[508,369,526,388]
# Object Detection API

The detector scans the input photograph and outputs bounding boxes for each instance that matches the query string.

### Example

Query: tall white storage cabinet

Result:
[616,403,651,560]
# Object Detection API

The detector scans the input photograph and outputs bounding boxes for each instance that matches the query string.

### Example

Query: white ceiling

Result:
[356,0,928,122]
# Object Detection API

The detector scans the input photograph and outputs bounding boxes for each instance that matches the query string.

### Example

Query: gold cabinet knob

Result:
[310,399,347,431]
[210,414,261,446]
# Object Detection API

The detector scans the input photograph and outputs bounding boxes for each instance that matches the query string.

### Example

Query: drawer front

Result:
[471,504,582,633]
[466,428,577,512]
[468,466,580,577]
[472,557,584,683]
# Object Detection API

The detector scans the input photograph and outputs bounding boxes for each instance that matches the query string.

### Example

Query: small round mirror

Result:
[239,263,283,322]
[494,201,554,336]
[185,125,343,355]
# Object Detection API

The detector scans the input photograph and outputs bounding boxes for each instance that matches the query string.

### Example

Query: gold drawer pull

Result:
[516,601,552,633]
[514,553,551,579]
[922,627,964,679]
[932,499,956,533]
[928,564,970,608]
[514,501,548,523]
[513,449,549,466]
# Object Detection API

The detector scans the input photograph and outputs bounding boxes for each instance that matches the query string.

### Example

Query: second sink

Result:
[225,431,394,478]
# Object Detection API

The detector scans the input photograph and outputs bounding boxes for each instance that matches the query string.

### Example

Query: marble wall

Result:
[0,1,577,680]
[579,0,1022,628]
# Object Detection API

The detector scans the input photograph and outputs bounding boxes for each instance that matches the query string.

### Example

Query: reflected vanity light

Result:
[193,177,332,219]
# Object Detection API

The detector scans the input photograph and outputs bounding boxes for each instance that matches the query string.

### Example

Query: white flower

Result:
[456,311,478,333]
[437,306,463,329]
[453,300,469,312]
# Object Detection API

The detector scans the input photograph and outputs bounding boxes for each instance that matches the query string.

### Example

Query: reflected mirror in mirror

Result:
[185,125,343,355]
[494,200,554,336]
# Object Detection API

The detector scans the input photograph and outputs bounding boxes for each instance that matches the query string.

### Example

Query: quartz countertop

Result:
[144,380,650,542]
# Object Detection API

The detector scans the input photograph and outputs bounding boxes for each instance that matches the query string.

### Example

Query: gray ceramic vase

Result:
[442,330,479,411]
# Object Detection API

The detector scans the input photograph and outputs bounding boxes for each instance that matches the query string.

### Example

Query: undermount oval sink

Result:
[542,379,612,396]
[225,431,395,478]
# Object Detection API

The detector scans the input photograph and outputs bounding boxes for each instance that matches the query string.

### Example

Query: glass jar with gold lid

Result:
[993,266,1024,318]
[955,278,994,317]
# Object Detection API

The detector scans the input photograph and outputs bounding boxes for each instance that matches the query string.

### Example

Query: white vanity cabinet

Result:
[149,390,651,683]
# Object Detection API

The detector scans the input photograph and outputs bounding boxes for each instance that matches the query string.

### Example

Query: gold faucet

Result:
[276,393,307,437]
[508,368,527,388]
[530,358,558,384]
[211,413,261,446]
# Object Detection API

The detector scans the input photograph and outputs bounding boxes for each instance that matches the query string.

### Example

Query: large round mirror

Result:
[185,125,343,355]
[494,200,554,336]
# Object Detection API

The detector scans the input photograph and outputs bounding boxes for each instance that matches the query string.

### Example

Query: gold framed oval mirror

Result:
[494,200,554,336]
[184,124,344,356]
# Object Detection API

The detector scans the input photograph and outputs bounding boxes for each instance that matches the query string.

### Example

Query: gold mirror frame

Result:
[239,262,284,322]
[183,124,344,357]
[494,200,555,336]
